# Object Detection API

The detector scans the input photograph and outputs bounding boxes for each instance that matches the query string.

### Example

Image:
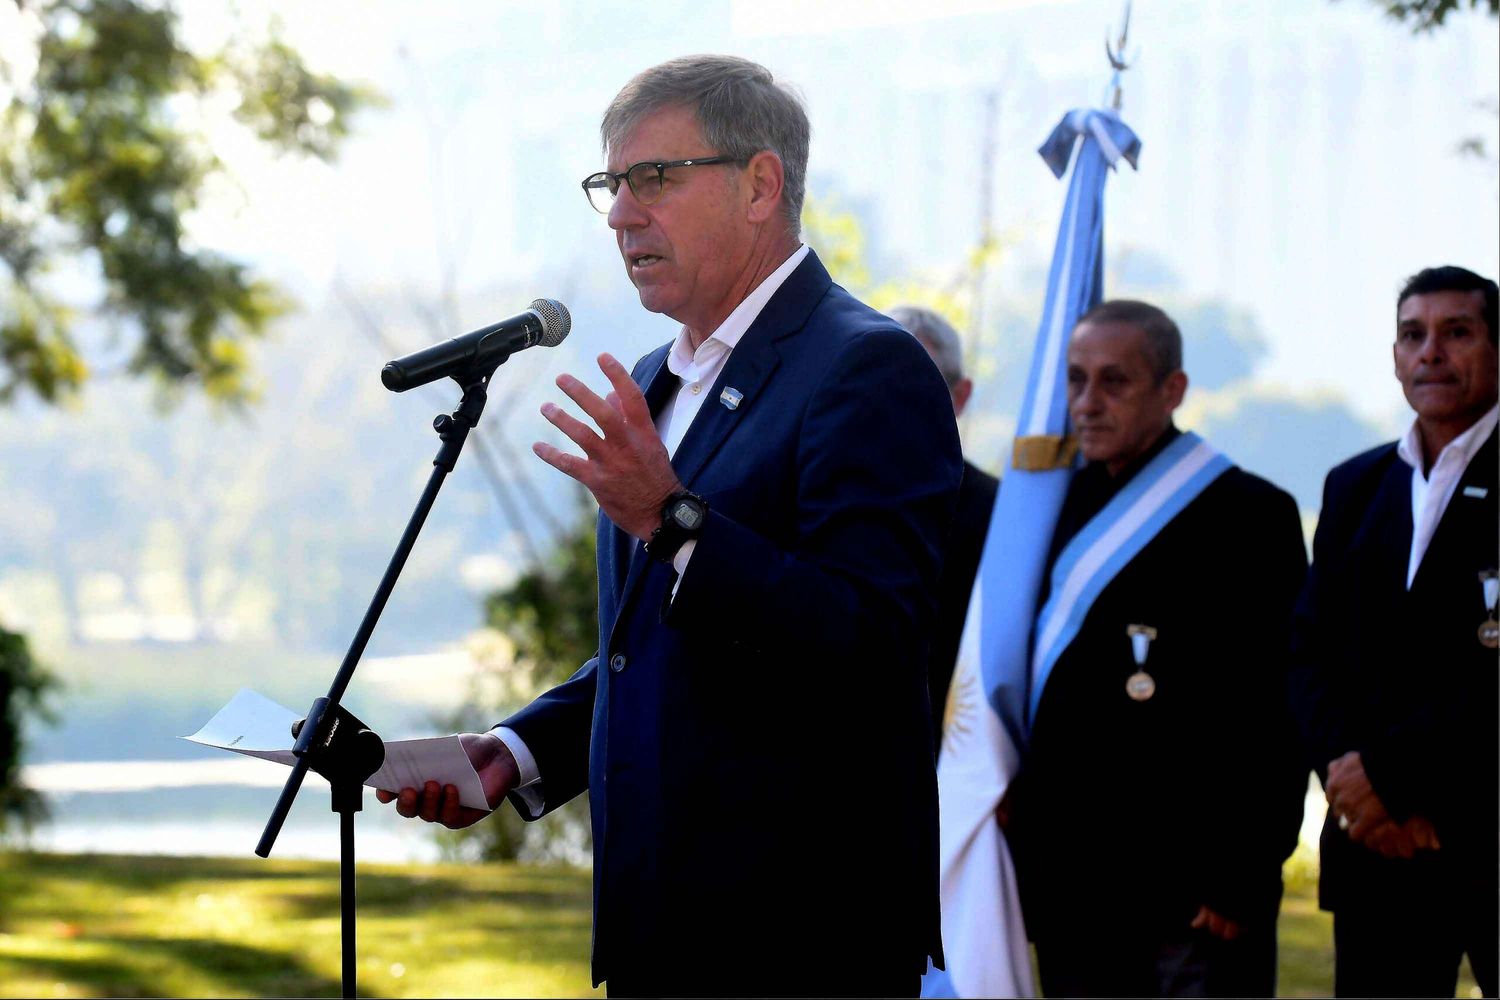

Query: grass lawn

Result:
[0,851,601,998]
[0,848,1481,998]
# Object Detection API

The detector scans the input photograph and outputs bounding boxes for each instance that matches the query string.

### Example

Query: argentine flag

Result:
[921,108,1140,999]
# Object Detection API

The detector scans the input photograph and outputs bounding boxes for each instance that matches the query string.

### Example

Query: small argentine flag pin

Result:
[720,387,744,410]
[1463,485,1489,499]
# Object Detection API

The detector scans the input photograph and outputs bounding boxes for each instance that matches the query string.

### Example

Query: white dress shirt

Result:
[1396,403,1498,589]
[495,244,811,813]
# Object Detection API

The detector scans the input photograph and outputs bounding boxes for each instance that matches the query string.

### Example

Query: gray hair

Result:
[1076,299,1183,383]
[600,55,811,233]
[887,304,965,386]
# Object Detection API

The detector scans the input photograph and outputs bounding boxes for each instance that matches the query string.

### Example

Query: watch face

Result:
[671,500,704,530]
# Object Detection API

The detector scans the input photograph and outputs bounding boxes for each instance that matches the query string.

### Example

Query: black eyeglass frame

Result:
[581,155,744,213]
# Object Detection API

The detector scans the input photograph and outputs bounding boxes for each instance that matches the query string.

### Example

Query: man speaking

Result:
[379,55,959,997]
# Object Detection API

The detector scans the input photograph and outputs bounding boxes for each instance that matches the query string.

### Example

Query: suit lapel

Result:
[1353,451,1415,596]
[612,251,834,613]
[607,346,677,604]
[640,348,678,419]
[667,250,832,488]
[668,343,781,488]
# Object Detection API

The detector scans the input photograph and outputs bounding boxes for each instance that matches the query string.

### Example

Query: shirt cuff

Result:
[492,725,545,818]
[667,539,697,602]
[672,539,697,577]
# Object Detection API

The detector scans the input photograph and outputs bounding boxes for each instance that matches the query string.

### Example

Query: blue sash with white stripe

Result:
[1028,431,1233,720]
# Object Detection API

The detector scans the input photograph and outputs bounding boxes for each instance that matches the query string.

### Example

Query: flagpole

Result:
[1105,0,1136,111]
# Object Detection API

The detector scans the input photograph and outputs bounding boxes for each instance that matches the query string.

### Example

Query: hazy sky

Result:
[142,0,1500,433]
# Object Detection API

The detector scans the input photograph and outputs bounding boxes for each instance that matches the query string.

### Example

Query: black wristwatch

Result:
[645,490,709,563]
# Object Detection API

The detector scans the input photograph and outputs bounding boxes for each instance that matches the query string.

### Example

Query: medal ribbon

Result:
[1480,571,1499,649]
[1028,431,1233,722]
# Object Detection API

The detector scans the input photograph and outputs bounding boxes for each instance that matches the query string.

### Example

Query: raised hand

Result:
[533,353,682,541]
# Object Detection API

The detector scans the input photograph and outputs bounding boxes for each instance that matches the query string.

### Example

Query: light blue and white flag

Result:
[921,108,1139,1000]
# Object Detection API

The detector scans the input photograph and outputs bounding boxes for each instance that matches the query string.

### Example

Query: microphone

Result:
[381,299,571,392]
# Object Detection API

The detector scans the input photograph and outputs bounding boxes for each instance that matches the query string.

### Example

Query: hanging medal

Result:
[1125,624,1158,701]
[1479,570,1499,650]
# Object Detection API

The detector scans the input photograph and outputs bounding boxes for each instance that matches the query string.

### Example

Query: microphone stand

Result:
[255,358,507,999]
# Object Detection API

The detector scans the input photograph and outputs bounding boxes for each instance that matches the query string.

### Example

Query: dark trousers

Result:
[1334,903,1499,998]
[1035,926,1277,999]
[605,964,921,998]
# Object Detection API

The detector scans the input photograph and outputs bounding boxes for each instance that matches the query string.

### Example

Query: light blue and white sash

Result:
[1028,431,1233,721]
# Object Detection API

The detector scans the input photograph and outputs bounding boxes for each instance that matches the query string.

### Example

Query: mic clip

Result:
[290,698,386,815]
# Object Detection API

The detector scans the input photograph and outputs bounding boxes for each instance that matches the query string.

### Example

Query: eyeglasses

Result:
[581,156,742,214]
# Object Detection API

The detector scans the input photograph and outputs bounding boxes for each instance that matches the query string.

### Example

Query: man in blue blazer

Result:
[380,56,960,997]
[1290,265,1498,998]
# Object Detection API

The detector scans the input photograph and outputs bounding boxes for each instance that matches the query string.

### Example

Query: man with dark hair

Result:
[1398,264,1499,346]
[886,303,999,743]
[378,55,959,997]
[1290,265,1498,998]
[1004,299,1309,997]
[1072,297,1184,379]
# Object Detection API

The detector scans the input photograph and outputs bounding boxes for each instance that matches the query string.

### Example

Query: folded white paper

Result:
[185,688,491,811]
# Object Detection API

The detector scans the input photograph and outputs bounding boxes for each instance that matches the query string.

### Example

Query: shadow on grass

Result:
[267,867,591,923]
[3,851,591,911]
[4,934,352,999]
[0,850,601,998]
[2,850,332,889]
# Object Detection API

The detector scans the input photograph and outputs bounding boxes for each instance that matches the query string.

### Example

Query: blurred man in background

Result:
[887,303,998,745]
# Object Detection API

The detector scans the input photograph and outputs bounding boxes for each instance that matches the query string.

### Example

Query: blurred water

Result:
[31,816,441,863]
[14,643,1330,863]
[13,643,486,863]
[22,759,445,862]
[19,757,1331,864]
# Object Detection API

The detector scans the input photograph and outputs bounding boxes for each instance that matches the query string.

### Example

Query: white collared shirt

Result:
[496,243,810,810]
[1396,403,1498,589]
[656,243,810,575]
[657,243,811,454]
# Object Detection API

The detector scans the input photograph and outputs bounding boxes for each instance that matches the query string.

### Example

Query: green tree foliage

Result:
[483,516,599,695]
[0,0,379,404]
[802,193,992,328]
[1344,2,1499,178]
[0,0,376,840]
[1360,0,1499,31]
[803,192,1015,398]
[0,619,57,833]
[439,500,598,863]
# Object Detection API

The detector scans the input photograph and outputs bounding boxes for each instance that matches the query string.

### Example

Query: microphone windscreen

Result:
[529,299,571,347]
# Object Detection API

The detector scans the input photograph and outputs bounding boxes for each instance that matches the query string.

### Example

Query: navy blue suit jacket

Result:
[502,250,961,990]
[1289,427,1498,912]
